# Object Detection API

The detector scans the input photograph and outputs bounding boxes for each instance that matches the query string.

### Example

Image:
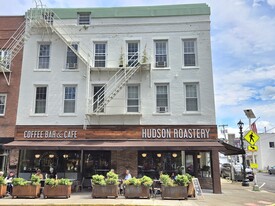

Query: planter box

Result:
[0,185,7,198]
[124,185,150,199]
[187,183,195,197]
[92,185,118,198]
[12,185,40,199]
[44,185,71,199]
[161,185,188,200]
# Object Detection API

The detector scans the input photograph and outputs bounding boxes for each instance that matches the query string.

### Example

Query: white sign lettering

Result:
[24,130,77,139]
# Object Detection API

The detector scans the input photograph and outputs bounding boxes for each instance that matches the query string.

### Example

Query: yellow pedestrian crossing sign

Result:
[248,145,258,152]
[244,130,259,145]
[250,163,258,169]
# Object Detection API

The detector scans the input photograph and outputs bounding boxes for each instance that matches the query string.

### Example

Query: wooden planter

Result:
[12,185,40,199]
[0,185,7,198]
[124,185,150,199]
[44,185,71,199]
[92,185,118,198]
[187,183,195,197]
[161,185,188,200]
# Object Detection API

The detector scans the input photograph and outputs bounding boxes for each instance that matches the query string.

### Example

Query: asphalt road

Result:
[254,172,275,193]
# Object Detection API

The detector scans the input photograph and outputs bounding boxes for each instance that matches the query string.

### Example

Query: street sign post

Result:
[248,145,258,152]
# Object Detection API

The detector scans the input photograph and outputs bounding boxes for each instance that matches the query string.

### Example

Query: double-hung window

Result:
[127,42,139,67]
[64,86,76,113]
[185,83,199,112]
[0,94,7,116]
[156,84,169,113]
[35,86,47,114]
[38,43,50,69]
[155,40,168,68]
[0,50,11,69]
[127,85,139,112]
[93,85,104,112]
[78,13,90,25]
[94,43,106,67]
[183,39,197,67]
[66,44,78,69]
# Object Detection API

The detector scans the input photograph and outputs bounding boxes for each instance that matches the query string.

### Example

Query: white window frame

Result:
[66,43,78,70]
[127,84,140,113]
[38,43,51,69]
[78,13,91,25]
[0,94,7,116]
[127,41,140,67]
[155,83,169,113]
[94,42,107,68]
[63,85,77,114]
[155,40,168,68]
[34,86,48,114]
[182,39,197,67]
[184,83,199,112]
[0,50,11,69]
[93,85,105,113]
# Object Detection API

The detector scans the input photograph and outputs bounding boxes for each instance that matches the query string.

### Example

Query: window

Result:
[156,84,168,113]
[155,40,168,68]
[0,94,7,116]
[66,44,78,69]
[183,39,197,67]
[127,42,139,67]
[93,85,104,112]
[35,86,47,114]
[64,86,76,113]
[0,50,11,69]
[94,43,106,67]
[127,85,139,112]
[78,13,90,25]
[38,44,50,69]
[269,142,275,148]
[185,83,199,111]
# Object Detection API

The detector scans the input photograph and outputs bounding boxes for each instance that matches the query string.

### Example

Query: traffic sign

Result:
[244,130,260,145]
[250,163,258,169]
[248,145,258,152]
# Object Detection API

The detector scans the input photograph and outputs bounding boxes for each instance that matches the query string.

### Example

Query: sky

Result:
[1,0,275,137]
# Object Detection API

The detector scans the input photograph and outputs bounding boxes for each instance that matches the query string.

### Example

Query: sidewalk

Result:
[0,179,274,206]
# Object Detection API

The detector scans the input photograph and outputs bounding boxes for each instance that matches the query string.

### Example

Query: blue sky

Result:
[1,0,275,137]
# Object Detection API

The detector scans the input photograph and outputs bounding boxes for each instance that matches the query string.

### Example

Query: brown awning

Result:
[4,140,225,151]
[219,141,245,155]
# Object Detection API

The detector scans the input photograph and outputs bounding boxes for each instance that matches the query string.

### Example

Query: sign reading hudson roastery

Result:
[24,130,77,139]
[142,128,210,139]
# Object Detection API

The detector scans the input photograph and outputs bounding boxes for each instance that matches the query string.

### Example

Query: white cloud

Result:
[267,0,275,7]
[259,86,275,100]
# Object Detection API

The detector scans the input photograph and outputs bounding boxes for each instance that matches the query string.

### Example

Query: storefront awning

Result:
[4,140,226,151]
[219,141,245,155]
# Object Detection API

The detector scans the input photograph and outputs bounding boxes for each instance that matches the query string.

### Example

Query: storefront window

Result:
[83,151,111,177]
[138,151,182,179]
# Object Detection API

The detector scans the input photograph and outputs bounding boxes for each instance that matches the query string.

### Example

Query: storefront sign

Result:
[23,130,77,139]
[141,128,210,139]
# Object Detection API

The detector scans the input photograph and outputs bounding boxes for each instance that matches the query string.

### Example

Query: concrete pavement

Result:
[0,179,274,206]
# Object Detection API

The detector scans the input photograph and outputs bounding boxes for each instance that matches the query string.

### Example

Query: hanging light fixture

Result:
[141,153,147,158]
[35,154,40,159]
[63,154,69,158]
[157,153,162,157]
[197,154,202,159]
[49,154,54,158]
[172,153,177,158]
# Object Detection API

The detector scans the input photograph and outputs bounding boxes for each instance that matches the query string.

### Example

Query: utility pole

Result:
[219,124,228,141]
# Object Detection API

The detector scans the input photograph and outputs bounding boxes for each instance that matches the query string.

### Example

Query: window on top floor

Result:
[183,39,197,67]
[0,94,7,116]
[66,43,78,69]
[78,13,91,25]
[94,42,106,67]
[156,84,169,113]
[184,83,199,112]
[38,43,50,69]
[0,50,11,70]
[35,86,47,114]
[155,40,168,68]
[63,86,76,114]
[127,41,139,67]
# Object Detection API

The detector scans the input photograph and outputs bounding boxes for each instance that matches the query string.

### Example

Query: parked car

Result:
[268,166,275,175]
[220,163,231,178]
[220,163,254,181]
[234,164,254,181]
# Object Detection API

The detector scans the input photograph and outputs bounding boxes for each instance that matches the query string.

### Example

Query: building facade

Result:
[0,16,25,173]
[5,4,225,193]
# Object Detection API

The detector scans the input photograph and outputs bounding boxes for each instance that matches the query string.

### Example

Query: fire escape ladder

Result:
[90,52,141,114]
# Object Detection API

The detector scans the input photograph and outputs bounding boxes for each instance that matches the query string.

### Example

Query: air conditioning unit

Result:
[66,63,77,69]
[156,61,167,67]
[157,106,168,113]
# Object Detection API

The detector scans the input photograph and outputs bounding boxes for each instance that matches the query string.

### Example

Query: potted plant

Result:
[141,44,148,64]
[43,178,72,199]
[92,171,119,198]
[124,176,153,199]
[12,175,41,198]
[160,174,189,200]
[0,176,6,198]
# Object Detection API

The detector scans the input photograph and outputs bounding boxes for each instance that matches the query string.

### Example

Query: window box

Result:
[12,185,41,199]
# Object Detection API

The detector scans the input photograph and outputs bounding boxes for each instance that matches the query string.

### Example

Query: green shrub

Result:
[92,174,106,186]
[160,174,174,187]
[175,174,190,186]
[105,171,119,185]
[12,177,29,186]
[124,176,153,187]
[0,176,6,185]
[45,178,58,187]
[30,174,41,186]
[124,177,141,187]
[185,173,193,182]
[58,178,72,186]
[139,175,153,187]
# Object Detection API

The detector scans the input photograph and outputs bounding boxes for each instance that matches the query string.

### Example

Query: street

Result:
[255,172,275,193]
